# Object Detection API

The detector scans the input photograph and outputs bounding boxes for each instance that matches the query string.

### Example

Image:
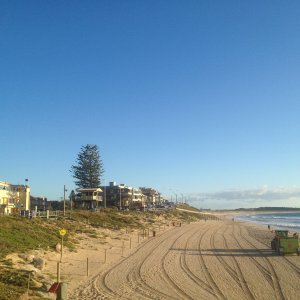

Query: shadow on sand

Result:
[170,248,276,257]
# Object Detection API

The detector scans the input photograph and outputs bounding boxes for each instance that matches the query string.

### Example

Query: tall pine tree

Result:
[71,144,104,188]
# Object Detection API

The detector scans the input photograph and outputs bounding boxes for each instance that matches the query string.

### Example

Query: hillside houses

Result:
[1,178,168,213]
[73,182,166,210]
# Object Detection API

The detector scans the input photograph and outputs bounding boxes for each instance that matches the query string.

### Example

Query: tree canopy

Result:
[70,144,104,188]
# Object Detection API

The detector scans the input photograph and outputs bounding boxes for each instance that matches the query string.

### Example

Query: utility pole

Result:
[119,187,122,210]
[63,185,67,216]
[102,178,106,209]
[104,185,106,209]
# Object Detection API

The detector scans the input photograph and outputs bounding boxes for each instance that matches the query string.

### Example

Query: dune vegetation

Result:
[0,206,202,299]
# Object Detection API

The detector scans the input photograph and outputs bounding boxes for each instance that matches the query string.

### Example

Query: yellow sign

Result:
[59,229,67,236]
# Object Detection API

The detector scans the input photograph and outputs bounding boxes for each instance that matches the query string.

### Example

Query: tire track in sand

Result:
[126,227,194,300]
[237,225,286,300]
[247,226,300,276]
[210,224,241,285]
[209,222,260,299]
[231,224,274,288]
[179,223,216,297]
[79,230,175,300]
[197,222,227,300]
[96,226,196,299]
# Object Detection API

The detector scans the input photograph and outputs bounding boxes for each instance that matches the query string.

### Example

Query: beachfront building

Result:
[74,187,103,209]
[140,187,162,207]
[0,180,30,214]
[102,182,145,209]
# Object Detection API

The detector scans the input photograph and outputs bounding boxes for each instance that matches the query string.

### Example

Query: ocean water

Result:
[234,212,300,232]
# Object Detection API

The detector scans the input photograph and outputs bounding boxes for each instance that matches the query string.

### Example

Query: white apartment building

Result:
[0,180,30,214]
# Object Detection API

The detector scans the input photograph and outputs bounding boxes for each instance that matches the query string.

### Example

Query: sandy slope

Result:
[69,219,300,300]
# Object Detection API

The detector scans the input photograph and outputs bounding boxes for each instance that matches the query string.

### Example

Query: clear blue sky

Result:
[1,1,300,209]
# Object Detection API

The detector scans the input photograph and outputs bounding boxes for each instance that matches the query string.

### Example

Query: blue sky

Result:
[1,1,300,209]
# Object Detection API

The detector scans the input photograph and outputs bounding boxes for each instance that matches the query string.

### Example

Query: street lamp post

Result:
[169,189,178,206]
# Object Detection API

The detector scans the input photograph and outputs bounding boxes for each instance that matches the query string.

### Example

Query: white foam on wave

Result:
[234,212,300,231]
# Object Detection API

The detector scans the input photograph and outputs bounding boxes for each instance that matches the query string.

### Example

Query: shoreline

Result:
[215,209,300,233]
[216,209,300,215]
[230,211,300,233]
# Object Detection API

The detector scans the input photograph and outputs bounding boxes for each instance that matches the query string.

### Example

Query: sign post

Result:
[59,228,67,262]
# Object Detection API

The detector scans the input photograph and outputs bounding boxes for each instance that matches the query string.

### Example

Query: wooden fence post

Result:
[27,273,30,300]
[87,257,89,277]
[57,262,61,283]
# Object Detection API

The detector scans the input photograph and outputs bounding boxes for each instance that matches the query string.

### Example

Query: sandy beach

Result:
[41,218,300,300]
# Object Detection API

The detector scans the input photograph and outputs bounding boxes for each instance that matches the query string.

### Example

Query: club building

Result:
[0,180,31,214]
